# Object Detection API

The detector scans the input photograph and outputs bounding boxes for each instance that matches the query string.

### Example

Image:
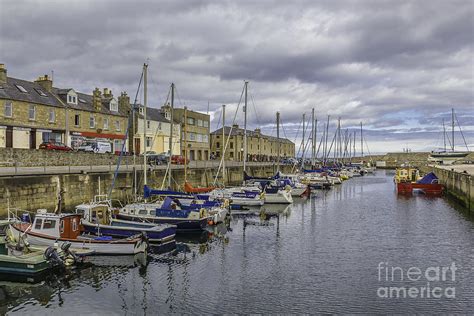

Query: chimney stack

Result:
[0,64,7,85]
[93,88,102,112]
[118,91,130,114]
[35,74,53,92]
[103,88,111,98]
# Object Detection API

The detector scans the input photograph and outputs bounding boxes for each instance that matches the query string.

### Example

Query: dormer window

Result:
[67,90,78,105]
[68,95,77,103]
[139,107,144,115]
[109,98,118,112]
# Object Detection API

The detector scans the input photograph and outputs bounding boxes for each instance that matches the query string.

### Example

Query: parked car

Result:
[76,140,112,154]
[171,155,189,165]
[147,152,169,165]
[39,141,73,151]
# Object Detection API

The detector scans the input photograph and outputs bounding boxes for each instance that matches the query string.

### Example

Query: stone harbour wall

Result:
[0,148,134,167]
[0,164,291,217]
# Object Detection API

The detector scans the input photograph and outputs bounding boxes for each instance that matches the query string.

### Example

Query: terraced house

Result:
[0,64,130,152]
[210,124,295,162]
[166,105,210,160]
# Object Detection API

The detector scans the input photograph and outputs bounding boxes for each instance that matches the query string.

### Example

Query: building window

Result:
[187,117,195,125]
[196,134,203,142]
[49,109,55,123]
[204,121,209,128]
[216,142,220,148]
[4,101,12,117]
[103,118,109,130]
[115,120,120,131]
[68,95,77,104]
[197,119,203,127]
[230,142,233,149]
[114,139,123,152]
[147,120,151,129]
[203,135,208,143]
[189,133,196,141]
[74,114,80,126]
[146,137,152,148]
[110,99,118,112]
[89,115,95,128]
[28,104,36,120]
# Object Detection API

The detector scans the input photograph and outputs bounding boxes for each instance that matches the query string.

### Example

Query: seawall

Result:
[0,164,292,217]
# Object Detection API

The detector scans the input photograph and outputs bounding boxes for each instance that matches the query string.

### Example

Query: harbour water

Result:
[2,170,473,314]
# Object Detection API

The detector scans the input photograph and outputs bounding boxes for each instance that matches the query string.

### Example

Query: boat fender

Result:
[223,199,230,209]
[199,208,206,218]
[285,185,291,192]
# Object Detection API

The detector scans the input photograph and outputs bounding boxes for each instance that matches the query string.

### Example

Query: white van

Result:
[77,140,112,154]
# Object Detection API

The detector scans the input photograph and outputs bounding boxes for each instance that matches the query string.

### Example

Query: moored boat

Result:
[75,199,176,244]
[10,211,148,255]
[117,198,209,232]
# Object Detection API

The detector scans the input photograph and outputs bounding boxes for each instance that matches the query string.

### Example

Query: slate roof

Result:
[0,77,128,118]
[211,126,294,144]
[52,88,128,117]
[138,107,170,123]
[136,104,180,124]
[0,77,64,108]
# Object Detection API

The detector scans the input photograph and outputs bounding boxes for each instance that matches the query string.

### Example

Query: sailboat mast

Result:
[325,115,329,165]
[314,118,318,166]
[222,104,226,185]
[277,111,280,172]
[311,108,315,167]
[184,106,188,184]
[143,63,148,187]
[243,81,248,172]
[167,83,174,189]
[442,118,446,151]
[301,113,305,169]
[451,108,455,152]
[360,122,363,159]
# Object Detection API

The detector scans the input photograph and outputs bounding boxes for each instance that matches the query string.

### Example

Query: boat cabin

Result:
[75,203,111,225]
[395,168,420,183]
[31,211,83,239]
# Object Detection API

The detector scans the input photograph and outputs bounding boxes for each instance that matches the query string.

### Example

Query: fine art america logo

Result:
[377,262,457,299]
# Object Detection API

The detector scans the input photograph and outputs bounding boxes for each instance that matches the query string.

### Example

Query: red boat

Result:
[396,172,445,195]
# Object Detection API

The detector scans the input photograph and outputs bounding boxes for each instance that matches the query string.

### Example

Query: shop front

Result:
[69,131,127,154]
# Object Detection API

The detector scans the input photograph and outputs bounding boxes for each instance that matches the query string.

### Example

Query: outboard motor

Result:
[44,246,65,268]
[60,242,78,266]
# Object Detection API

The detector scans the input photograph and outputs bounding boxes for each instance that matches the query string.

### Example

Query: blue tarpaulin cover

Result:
[417,172,438,184]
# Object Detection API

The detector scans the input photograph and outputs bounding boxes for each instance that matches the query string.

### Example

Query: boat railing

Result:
[7,207,34,224]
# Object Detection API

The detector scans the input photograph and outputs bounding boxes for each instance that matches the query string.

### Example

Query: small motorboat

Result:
[75,198,176,244]
[10,211,148,255]
[0,221,81,275]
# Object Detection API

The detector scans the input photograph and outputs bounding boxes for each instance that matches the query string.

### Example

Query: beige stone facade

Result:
[167,106,210,160]
[0,64,129,152]
[211,125,295,161]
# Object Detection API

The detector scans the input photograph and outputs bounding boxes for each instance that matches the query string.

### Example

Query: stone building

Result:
[0,64,67,148]
[132,105,181,155]
[165,105,210,160]
[50,86,129,152]
[0,64,129,152]
[210,124,295,161]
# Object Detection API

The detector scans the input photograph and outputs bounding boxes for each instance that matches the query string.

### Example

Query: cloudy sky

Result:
[1,0,473,154]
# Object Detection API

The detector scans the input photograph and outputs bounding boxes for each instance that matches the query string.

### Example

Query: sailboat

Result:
[429,108,470,164]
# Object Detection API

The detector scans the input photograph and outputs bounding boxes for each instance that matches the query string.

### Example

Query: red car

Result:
[171,155,189,165]
[39,141,73,151]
